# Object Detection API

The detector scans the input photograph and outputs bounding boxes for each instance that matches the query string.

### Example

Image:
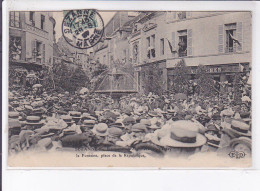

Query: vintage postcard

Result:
[7,9,252,167]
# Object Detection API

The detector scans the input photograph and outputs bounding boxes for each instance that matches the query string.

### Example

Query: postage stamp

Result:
[62,9,104,49]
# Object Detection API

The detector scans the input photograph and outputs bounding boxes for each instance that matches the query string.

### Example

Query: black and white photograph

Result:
[7,10,252,167]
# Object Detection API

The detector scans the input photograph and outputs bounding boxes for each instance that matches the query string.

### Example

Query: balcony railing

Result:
[178,51,187,57]
[225,46,236,53]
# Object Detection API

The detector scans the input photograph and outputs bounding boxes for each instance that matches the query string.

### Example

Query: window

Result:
[160,38,164,55]
[133,42,139,63]
[10,12,20,28]
[178,30,187,57]
[225,23,237,53]
[146,37,151,58]
[177,11,186,20]
[41,15,45,30]
[146,35,156,59]
[10,36,22,60]
[29,11,35,26]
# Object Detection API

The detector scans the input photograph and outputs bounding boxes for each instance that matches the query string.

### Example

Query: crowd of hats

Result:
[8,87,252,158]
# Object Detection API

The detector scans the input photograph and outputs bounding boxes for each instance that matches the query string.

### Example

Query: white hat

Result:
[92,123,109,136]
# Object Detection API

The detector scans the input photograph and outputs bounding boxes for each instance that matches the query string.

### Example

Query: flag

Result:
[229,33,241,46]
[166,38,177,53]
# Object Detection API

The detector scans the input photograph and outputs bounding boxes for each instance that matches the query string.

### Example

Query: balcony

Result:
[225,46,236,53]
[25,23,49,39]
[178,51,187,57]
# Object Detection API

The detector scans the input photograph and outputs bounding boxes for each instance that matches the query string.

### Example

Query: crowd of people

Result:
[8,73,252,158]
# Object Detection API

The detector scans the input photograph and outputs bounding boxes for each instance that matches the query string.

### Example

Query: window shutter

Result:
[31,40,36,60]
[171,32,176,57]
[26,12,30,24]
[237,22,243,51]
[42,44,45,63]
[173,12,176,19]
[218,25,224,53]
[187,29,192,56]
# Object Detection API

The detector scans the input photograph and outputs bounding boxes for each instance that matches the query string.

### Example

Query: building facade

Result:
[9,11,55,71]
[92,11,252,93]
[93,12,136,66]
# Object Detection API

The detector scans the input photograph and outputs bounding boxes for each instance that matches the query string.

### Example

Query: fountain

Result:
[95,67,138,105]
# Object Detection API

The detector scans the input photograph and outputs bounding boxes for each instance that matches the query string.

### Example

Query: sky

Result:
[53,11,116,40]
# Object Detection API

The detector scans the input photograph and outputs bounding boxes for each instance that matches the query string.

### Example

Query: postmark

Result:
[62,9,104,49]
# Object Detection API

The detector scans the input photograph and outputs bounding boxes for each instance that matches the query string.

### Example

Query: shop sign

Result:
[169,65,240,75]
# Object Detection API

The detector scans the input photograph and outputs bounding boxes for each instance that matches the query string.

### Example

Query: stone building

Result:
[9,11,56,70]
[92,11,252,93]
[132,11,251,91]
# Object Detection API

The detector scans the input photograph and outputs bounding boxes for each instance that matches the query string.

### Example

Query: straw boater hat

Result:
[61,115,75,125]
[229,137,251,152]
[80,120,96,132]
[239,111,250,123]
[131,123,147,132]
[108,127,123,138]
[8,119,21,136]
[109,119,125,129]
[81,113,97,121]
[140,119,151,127]
[8,112,22,120]
[92,123,109,136]
[151,121,206,148]
[25,116,44,128]
[205,124,221,148]
[69,111,81,123]
[122,116,136,125]
[227,119,251,137]
[148,111,159,117]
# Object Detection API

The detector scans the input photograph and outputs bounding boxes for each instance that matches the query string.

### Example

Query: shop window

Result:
[10,12,20,28]
[29,11,35,26]
[41,15,45,30]
[178,30,187,57]
[225,23,237,53]
[10,36,22,60]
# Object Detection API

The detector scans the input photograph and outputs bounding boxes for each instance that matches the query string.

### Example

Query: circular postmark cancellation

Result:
[62,10,104,49]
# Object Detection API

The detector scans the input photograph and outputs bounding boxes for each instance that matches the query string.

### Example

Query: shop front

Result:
[167,63,250,92]
[135,60,167,94]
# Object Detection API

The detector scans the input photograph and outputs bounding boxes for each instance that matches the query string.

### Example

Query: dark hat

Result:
[206,124,218,132]
[122,117,136,125]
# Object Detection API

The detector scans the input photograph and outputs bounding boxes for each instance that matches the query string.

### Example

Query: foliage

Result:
[141,64,164,96]
[170,59,190,94]
[49,62,90,93]
[195,65,219,97]
[233,73,243,103]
